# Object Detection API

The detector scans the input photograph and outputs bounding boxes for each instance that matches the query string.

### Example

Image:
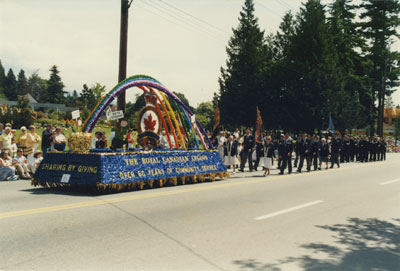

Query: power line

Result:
[138,0,223,40]
[141,0,222,39]
[157,0,230,36]
[132,2,199,34]
[132,1,226,43]
[272,0,292,10]
[254,0,282,19]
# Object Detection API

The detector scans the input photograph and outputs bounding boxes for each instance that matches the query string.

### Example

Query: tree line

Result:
[0,61,108,119]
[0,61,217,131]
[217,0,400,136]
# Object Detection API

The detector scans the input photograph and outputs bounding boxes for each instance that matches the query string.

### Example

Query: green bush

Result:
[35,118,64,128]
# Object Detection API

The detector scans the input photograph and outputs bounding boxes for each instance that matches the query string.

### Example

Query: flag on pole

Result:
[328,115,335,133]
[255,107,263,143]
[211,104,221,140]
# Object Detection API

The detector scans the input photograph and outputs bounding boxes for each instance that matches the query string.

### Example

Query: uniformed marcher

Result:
[369,137,377,162]
[318,137,330,170]
[297,133,311,173]
[376,138,383,161]
[359,136,368,163]
[330,132,341,168]
[294,134,302,168]
[224,135,239,174]
[310,135,320,171]
[343,135,351,162]
[261,136,275,177]
[280,134,293,175]
[349,136,356,162]
[381,138,387,161]
[253,137,264,171]
[239,129,254,172]
[277,134,285,171]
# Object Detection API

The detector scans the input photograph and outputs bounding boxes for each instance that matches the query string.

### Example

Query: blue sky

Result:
[1,0,399,107]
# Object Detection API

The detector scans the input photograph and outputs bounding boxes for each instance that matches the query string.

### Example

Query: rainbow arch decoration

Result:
[81,75,213,150]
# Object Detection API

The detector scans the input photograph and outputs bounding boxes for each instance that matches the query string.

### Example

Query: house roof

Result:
[25,93,37,103]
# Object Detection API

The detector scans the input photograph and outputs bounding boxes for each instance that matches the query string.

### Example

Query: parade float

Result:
[32,75,228,192]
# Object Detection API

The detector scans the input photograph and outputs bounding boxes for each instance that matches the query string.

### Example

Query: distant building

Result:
[0,94,78,112]
[384,107,400,126]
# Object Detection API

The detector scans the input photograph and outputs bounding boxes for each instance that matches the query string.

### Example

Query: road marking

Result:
[380,178,400,185]
[255,200,324,221]
[0,160,397,220]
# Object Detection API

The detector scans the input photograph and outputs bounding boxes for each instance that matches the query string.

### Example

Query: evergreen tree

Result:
[269,11,298,130]
[46,65,65,103]
[327,0,366,131]
[4,68,17,100]
[0,60,6,97]
[28,72,48,102]
[81,84,96,109]
[16,69,29,97]
[287,0,340,132]
[360,0,400,135]
[218,0,267,128]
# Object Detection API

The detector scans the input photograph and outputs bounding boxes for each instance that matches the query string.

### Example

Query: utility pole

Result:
[117,0,132,113]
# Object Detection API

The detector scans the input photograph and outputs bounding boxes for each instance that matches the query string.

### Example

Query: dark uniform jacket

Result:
[295,139,302,154]
[277,139,286,157]
[310,140,319,155]
[302,138,312,156]
[262,141,275,158]
[285,139,294,155]
[243,135,255,153]
[224,140,238,157]
[319,142,330,157]
[331,137,342,153]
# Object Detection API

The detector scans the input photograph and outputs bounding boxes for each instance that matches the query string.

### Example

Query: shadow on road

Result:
[233,217,400,271]
[20,187,99,197]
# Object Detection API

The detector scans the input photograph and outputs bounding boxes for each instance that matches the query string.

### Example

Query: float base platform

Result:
[32,149,228,192]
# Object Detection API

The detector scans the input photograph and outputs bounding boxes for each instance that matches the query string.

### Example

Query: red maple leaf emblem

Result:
[144,113,157,131]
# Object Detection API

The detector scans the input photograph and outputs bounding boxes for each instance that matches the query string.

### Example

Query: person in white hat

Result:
[0,127,13,151]
[17,126,28,152]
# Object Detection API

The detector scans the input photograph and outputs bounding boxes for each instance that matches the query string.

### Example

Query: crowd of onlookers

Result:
[0,123,68,181]
[215,129,396,176]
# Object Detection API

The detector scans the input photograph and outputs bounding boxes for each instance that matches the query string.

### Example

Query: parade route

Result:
[1,154,399,271]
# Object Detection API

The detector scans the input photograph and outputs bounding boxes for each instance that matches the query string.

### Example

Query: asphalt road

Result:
[1,154,399,271]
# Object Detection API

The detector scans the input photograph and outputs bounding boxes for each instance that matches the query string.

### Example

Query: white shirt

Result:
[55,133,66,144]
[1,132,13,150]
[160,135,169,148]
[218,136,226,148]
[91,137,98,148]
[13,155,27,165]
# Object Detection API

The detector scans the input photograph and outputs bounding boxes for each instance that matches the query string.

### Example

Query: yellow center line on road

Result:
[0,160,397,220]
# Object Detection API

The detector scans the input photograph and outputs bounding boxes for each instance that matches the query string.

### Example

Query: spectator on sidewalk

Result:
[17,126,28,152]
[31,151,44,174]
[10,138,17,157]
[41,124,53,156]
[0,127,13,151]
[26,125,41,170]
[13,148,31,179]
[0,150,19,181]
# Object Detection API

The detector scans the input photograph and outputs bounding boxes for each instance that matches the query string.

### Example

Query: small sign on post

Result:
[71,110,80,120]
[107,110,124,121]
